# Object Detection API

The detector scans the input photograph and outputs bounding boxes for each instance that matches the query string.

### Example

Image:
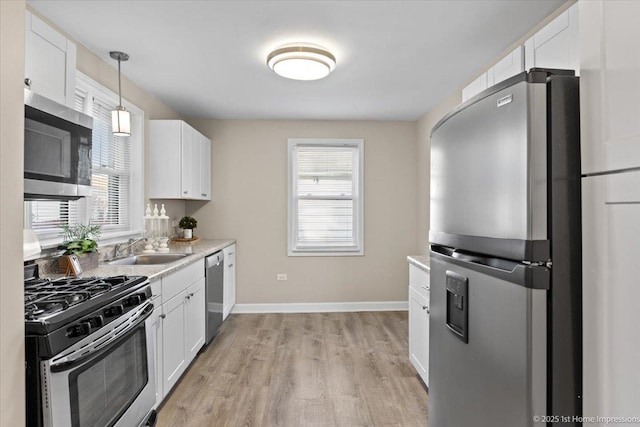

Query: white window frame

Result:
[288,138,364,256]
[24,71,144,248]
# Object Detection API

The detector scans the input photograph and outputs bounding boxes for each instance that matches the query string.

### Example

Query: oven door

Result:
[42,302,156,427]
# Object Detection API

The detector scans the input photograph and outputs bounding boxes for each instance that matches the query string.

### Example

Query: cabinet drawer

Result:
[409,264,430,296]
[162,259,204,303]
[223,244,236,269]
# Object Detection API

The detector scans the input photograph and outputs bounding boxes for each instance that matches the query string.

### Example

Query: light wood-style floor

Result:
[157,312,429,427]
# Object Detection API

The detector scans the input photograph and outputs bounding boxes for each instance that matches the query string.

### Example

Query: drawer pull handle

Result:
[228,264,233,268]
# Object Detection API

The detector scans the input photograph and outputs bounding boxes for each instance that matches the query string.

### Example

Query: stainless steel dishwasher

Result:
[205,251,224,344]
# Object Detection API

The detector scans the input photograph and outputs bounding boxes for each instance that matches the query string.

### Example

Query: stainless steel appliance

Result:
[429,69,582,426]
[205,251,224,344]
[24,89,93,200]
[24,267,157,427]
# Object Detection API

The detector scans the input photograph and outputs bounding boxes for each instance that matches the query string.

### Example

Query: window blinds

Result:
[28,87,132,234]
[90,97,131,230]
[293,145,358,249]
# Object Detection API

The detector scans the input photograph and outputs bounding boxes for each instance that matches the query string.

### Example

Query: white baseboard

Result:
[231,301,408,314]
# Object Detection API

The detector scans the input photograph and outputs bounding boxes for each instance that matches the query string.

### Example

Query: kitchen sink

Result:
[107,253,190,265]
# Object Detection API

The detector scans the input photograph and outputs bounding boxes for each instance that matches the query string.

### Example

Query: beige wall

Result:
[186,120,417,304]
[1,1,26,425]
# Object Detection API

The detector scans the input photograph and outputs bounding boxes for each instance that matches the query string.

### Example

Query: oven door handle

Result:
[50,303,153,373]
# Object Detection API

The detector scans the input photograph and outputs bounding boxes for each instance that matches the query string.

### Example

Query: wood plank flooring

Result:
[156,312,429,427]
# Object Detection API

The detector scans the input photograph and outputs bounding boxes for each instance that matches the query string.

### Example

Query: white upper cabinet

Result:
[461,73,488,102]
[582,170,640,423]
[580,0,640,174]
[24,10,76,107]
[524,4,579,74]
[198,132,212,200]
[462,47,524,102]
[487,46,524,86]
[149,120,212,200]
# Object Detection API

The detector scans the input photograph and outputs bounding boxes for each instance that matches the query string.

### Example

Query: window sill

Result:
[37,229,144,251]
[288,249,364,257]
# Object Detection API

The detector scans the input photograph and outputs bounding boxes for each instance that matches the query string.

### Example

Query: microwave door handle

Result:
[50,303,153,373]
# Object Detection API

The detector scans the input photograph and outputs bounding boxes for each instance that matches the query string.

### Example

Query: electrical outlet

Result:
[277,273,288,281]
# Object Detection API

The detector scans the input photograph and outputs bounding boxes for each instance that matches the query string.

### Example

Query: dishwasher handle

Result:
[206,251,224,269]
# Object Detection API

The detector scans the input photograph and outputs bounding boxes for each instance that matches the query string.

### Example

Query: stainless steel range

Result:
[24,266,157,427]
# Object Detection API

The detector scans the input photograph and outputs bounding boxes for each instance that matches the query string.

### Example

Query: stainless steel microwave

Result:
[24,89,93,200]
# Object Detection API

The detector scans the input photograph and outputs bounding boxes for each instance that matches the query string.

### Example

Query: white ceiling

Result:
[28,0,565,121]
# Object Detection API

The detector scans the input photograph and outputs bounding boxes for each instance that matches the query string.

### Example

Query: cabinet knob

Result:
[24,78,32,88]
[189,293,194,297]
[422,305,428,310]
[201,193,206,197]
[159,314,166,319]
[183,190,188,195]
[228,264,233,268]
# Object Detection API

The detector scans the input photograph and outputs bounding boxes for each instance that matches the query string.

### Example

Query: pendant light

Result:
[110,51,131,136]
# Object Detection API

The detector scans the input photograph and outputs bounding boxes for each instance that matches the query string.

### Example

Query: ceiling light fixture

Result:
[110,51,131,136]
[267,44,336,81]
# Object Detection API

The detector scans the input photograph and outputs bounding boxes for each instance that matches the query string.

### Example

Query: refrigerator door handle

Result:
[431,245,550,290]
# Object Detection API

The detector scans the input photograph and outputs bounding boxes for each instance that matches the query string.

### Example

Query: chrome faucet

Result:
[114,237,145,258]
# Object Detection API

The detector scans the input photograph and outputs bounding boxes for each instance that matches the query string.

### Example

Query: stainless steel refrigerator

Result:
[429,69,582,427]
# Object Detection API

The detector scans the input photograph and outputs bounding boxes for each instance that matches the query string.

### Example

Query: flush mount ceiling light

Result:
[267,44,336,81]
[110,51,131,136]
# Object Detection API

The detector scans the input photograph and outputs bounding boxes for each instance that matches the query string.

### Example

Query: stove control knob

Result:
[89,315,104,328]
[68,321,92,338]
[104,304,124,317]
[126,294,143,307]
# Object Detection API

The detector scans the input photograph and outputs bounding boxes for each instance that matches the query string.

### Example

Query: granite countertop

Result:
[407,255,430,271]
[63,238,235,282]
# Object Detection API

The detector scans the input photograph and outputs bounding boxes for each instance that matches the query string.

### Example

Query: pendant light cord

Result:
[117,57,123,106]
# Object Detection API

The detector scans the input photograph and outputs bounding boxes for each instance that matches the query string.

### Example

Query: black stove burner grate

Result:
[23,275,141,321]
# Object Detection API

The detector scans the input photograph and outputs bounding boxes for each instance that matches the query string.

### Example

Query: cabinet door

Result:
[149,120,182,199]
[580,0,640,174]
[409,286,429,386]
[151,305,164,407]
[223,244,236,319]
[180,122,197,199]
[524,4,579,73]
[24,11,76,107]
[185,278,206,363]
[487,46,524,86]
[462,73,488,102]
[582,170,640,423]
[199,134,212,200]
[162,290,187,395]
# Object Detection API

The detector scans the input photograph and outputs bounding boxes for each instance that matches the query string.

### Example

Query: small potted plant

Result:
[58,223,101,271]
[178,216,197,239]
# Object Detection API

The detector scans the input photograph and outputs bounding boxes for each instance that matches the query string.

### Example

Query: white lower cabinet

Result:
[185,278,206,363]
[149,280,164,409]
[161,289,188,396]
[408,263,430,387]
[222,244,236,320]
[156,259,206,402]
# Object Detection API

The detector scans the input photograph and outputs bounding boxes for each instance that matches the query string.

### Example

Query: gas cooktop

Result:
[24,274,148,336]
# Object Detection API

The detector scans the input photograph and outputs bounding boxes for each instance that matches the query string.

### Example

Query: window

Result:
[25,72,143,245]
[288,138,364,256]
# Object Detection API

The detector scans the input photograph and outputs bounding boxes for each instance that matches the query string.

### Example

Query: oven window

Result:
[69,325,148,427]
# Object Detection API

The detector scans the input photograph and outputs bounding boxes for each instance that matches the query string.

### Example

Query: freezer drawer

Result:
[429,252,547,427]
